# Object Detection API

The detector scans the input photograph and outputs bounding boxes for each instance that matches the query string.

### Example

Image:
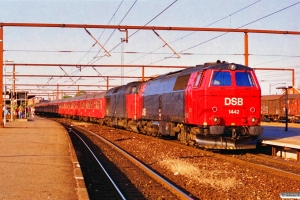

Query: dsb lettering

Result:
[224,97,243,106]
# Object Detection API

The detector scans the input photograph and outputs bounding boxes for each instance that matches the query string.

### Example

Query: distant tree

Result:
[74,90,86,97]
[63,95,72,99]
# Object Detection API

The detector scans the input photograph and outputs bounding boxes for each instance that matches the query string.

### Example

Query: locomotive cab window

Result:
[194,72,203,87]
[235,72,254,86]
[131,86,137,94]
[211,71,231,86]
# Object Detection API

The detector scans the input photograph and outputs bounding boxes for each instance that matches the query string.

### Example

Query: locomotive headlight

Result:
[251,117,257,123]
[213,117,219,123]
[212,116,220,124]
[228,63,236,70]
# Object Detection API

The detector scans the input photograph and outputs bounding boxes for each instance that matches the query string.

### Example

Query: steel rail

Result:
[217,152,300,182]
[68,127,126,200]
[246,153,300,170]
[78,126,194,200]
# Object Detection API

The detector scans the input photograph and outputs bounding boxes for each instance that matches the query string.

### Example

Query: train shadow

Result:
[215,149,259,155]
[114,137,135,142]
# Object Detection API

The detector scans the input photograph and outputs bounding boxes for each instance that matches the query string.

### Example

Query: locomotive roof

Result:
[150,62,252,81]
[199,62,253,71]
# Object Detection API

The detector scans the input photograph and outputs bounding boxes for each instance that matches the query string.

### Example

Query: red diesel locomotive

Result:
[35,61,263,149]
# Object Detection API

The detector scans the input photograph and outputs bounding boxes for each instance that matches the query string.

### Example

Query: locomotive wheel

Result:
[152,131,158,137]
[187,134,194,146]
[178,131,189,145]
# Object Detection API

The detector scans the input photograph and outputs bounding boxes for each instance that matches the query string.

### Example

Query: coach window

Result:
[235,72,254,86]
[211,71,231,86]
[194,72,203,87]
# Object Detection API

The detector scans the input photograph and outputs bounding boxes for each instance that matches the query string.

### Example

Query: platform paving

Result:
[0,116,88,200]
[260,122,300,149]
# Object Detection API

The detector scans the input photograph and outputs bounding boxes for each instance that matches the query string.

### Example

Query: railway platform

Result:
[0,116,88,200]
[259,122,300,161]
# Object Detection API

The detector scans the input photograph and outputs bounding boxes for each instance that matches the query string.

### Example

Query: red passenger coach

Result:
[88,92,106,121]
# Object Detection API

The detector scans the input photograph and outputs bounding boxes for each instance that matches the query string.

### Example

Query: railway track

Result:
[67,124,126,200]
[222,151,300,181]
[62,121,193,200]
[53,117,300,199]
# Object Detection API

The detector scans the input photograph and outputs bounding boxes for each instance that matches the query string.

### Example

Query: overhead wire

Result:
[11,0,177,90]
[124,0,265,74]
[86,0,179,78]
[149,1,300,65]
[90,0,178,65]
[127,0,262,64]
[252,57,299,66]
[90,0,138,63]
[76,0,125,65]
[51,0,130,86]
[15,1,300,93]
[63,0,138,79]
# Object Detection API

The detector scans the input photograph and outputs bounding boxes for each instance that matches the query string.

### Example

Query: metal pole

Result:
[57,84,59,100]
[142,66,145,82]
[4,60,6,125]
[25,91,27,118]
[285,88,288,131]
[10,64,15,121]
[277,86,292,131]
[244,32,248,66]
[106,77,109,91]
[121,38,124,86]
[0,27,4,127]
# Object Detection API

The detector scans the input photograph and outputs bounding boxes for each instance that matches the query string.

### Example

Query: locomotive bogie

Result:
[209,126,225,135]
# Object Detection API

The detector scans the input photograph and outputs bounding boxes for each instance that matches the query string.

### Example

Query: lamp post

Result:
[269,83,285,95]
[4,60,14,122]
[276,86,293,131]
[3,60,14,125]
[9,64,16,121]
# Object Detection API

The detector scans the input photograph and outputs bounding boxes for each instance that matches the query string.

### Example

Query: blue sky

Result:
[1,0,300,97]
